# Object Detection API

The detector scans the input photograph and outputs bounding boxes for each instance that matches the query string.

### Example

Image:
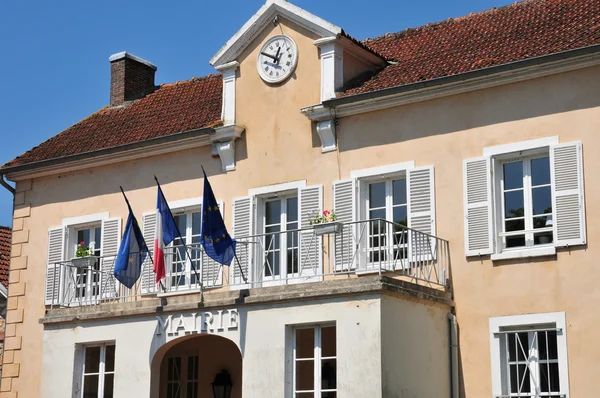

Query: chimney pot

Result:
[109,51,157,107]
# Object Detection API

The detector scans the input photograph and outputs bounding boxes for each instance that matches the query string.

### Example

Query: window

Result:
[262,196,299,280]
[293,325,336,398]
[73,225,102,299]
[499,155,553,250]
[168,210,202,290]
[165,354,199,398]
[490,312,569,398]
[366,177,408,263]
[82,343,115,398]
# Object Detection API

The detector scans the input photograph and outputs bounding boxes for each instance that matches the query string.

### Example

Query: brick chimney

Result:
[109,52,157,107]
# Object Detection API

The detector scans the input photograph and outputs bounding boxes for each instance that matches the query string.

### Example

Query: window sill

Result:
[157,286,219,298]
[491,246,556,261]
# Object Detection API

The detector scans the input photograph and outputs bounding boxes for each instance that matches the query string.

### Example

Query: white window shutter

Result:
[463,156,494,256]
[407,166,436,262]
[100,217,121,298]
[232,196,252,286]
[550,142,586,247]
[297,185,322,282]
[45,227,65,305]
[333,179,356,271]
[202,201,224,287]
[141,212,157,295]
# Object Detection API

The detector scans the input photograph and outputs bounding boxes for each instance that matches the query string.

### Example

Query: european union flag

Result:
[114,211,149,289]
[201,170,236,266]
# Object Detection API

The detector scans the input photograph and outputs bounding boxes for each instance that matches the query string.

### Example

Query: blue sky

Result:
[0,0,513,227]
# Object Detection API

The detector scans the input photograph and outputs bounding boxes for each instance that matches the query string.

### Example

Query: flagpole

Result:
[153,176,204,297]
[200,166,247,284]
[120,187,166,293]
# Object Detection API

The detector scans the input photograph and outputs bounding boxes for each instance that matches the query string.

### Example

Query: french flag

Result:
[153,188,179,283]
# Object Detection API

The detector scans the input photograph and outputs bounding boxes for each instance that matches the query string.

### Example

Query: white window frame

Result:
[81,342,115,398]
[485,138,559,260]
[164,352,199,398]
[489,312,569,398]
[291,324,337,398]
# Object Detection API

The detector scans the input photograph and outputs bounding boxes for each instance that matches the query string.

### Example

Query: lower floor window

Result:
[490,312,568,398]
[293,325,337,397]
[82,343,115,398]
[166,354,199,398]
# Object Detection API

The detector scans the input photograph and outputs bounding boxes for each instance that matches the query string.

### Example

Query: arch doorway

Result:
[154,335,242,398]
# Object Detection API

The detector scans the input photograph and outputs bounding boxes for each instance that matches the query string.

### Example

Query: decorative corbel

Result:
[316,119,336,153]
[211,125,245,172]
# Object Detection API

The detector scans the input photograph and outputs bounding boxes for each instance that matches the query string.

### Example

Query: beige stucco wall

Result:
[5,14,600,397]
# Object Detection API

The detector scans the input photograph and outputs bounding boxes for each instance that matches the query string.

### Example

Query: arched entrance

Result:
[151,334,242,398]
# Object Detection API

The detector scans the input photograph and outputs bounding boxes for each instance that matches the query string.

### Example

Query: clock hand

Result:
[275,46,281,64]
[260,51,278,61]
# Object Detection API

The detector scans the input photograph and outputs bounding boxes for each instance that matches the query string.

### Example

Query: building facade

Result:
[0,0,598,397]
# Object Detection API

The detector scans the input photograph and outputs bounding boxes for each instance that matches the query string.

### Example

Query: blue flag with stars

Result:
[114,211,149,289]
[201,170,236,266]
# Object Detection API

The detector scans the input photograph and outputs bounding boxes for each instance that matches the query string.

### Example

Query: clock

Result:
[256,35,298,84]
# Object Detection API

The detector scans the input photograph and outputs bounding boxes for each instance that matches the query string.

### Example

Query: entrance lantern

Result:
[211,369,233,398]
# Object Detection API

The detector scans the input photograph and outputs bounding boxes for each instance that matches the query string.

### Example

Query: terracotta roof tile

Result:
[343,0,600,96]
[3,74,222,168]
[0,227,11,289]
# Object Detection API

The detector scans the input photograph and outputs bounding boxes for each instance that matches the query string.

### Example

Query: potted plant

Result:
[310,210,342,236]
[71,242,99,268]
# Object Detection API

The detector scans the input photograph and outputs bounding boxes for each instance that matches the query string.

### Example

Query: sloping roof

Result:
[3,74,222,169]
[343,0,600,96]
[0,227,11,289]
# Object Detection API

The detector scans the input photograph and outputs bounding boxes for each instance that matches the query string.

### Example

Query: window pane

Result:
[266,200,281,225]
[503,161,523,190]
[296,328,314,359]
[296,360,314,391]
[321,359,336,390]
[296,393,313,397]
[531,157,551,186]
[392,179,407,205]
[505,219,525,232]
[532,186,552,217]
[516,332,529,361]
[504,190,524,218]
[369,209,386,222]
[104,373,114,398]
[509,364,530,394]
[533,215,553,229]
[321,327,336,357]
[393,206,407,227]
[506,235,526,248]
[322,393,336,398]
[94,228,102,251]
[192,212,201,235]
[369,182,386,208]
[175,215,187,239]
[187,356,198,380]
[534,231,553,245]
[105,345,115,372]
[85,346,101,374]
[287,197,298,222]
[547,331,558,360]
[83,374,99,398]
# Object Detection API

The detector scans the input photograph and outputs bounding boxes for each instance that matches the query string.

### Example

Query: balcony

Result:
[45,219,451,308]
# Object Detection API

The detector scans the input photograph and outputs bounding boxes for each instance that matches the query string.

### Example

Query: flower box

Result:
[313,222,343,236]
[71,256,99,268]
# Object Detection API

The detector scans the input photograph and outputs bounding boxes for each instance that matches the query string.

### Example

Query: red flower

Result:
[323,210,331,216]
[80,241,85,245]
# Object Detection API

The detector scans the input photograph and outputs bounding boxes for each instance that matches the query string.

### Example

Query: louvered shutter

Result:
[407,166,436,262]
[202,201,224,287]
[296,185,322,282]
[100,217,121,299]
[141,212,157,295]
[463,156,494,256]
[550,142,586,247]
[232,196,252,287]
[45,227,65,305]
[333,179,356,271]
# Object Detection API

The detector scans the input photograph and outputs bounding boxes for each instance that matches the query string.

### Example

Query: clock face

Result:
[256,35,298,84]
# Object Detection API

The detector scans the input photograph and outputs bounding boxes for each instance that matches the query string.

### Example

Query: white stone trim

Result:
[483,136,559,156]
[62,212,109,227]
[316,119,336,153]
[215,140,237,172]
[490,246,556,261]
[167,197,203,212]
[316,38,344,102]
[489,312,570,398]
[350,161,415,179]
[217,62,239,126]
[211,125,245,172]
[210,0,341,68]
[248,180,306,197]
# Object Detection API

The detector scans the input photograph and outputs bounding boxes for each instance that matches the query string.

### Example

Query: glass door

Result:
[262,196,298,285]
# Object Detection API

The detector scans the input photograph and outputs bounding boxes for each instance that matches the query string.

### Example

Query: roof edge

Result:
[2,127,215,181]
[322,44,600,112]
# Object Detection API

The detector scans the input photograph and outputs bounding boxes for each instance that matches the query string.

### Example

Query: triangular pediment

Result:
[210,0,342,68]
